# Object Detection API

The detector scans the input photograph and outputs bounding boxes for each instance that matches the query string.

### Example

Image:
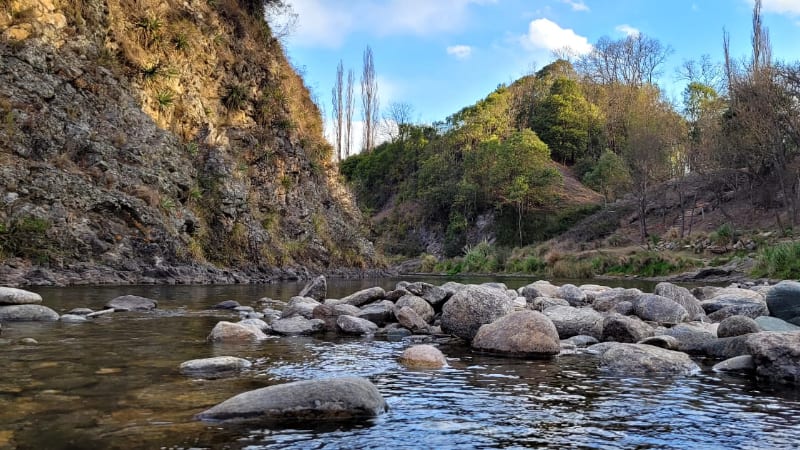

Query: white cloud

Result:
[286,0,497,48]
[615,24,640,37]
[760,0,800,16]
[561,0,590,12]
[447,45,473,60]
[521,18,592,55]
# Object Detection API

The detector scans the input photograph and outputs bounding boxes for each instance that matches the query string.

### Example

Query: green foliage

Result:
[135,14,163,48]
[155,89,174,111]
[602,252,700,277]
[710,223,735,245]
[752,241,800,279]
[0,217,53,263]
[222,84,248,111]
[583,150,631,203]
[171,32,189,51]
[461,240,500,273]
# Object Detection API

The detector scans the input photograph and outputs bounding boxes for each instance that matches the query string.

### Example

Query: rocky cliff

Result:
[0,0,377,286]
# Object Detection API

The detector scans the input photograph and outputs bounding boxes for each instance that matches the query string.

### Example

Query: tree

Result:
[577,33,672,86]
[583,150,631,205]
[344,69,355,158]
[382,101,414,143]
[331,60,344,161]
[360,46,379,152]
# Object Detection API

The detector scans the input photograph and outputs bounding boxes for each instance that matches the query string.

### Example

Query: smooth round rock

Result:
[179,356,252,377]
[105,295,157,312]
[712,355,756,373]
[633,294,688,324]
[339,287,386,308]
[754,316,800,332]
[441,285,515,342]
[0,287,42,305]
[196,376,387,422]
[212,300,241,310]
[395,295,434,323]
[399,344,447,368]
[602,314,654,343]
[336,315,379,335]
[599,343,700,375]
[59,314,88,323]
[766,281,800,325]
[717,315,761,338]
[271,316,324,336]
[0,304,59,322]
[471,310,561,358]
[207,321,268,342]
[543,305,604,339]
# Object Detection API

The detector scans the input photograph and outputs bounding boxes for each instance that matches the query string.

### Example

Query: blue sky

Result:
[280,0,800,129]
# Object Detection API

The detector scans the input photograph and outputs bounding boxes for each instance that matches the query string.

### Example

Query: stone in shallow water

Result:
[766,281,800,326]
[207,321,268,342]
[196,376,387,422]
[179,356,251,377]
[599,343,700,375]
[59,314,87,323]
[712,355,756,374]
[105,295,158,312]
[399,344,447,368]
[336,315,378,335]
[213,300,240,310]
[471,310,561,358]
[0,287,42,305]
[441,285,515,342]
[0,304,59,322]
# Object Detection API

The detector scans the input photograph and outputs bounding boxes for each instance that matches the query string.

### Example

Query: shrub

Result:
[752,241,800,279]
[155,89,174,111]
[222,83,248,111]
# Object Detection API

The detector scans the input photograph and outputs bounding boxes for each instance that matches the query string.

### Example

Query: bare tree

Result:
[344,69,355,158]
[381,101,413,142]
[331,60,344,161]
[360,46,379,152]
[577,33,672,86]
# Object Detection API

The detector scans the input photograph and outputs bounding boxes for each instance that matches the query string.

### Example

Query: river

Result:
[1,277,799,449]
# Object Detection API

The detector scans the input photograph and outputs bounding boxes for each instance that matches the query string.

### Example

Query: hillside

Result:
[0,0,377,286]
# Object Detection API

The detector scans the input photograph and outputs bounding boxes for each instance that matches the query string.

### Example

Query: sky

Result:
[278,0,800,137]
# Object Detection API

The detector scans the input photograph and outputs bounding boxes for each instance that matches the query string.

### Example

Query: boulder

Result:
[207,321,268,342]
[707,303,769,322]
[701,294,766,316]
[404,282,449,307]
[699,335,752,359]
[694,287,764,302]
[59,314,88,323]
[339,287,386,308]
[660,324,717,354]
[282,297,321,319]
[611,301,634,316]
[179,356,252,377]
[105,295,157,311]
[555,284,589,307]
[298,275,327,301]
[196,377,387,422]
[519,280,559,301]
[440,285,515,341]
[357,301,395,327]
[440,281,467,297]
[632,294,688,324]
[384,288,410,302]
[386,327,413,341]
[312,304,361,331]
[271,316,325,336]
[754,316,800,332]
[471,310,561,358]
[530,296,569,311]
[396,295,435,323]
[543,305,604,340]
[398,344,447,368]
[601,314,654,343]
[654,282,706,321]
[238,318,271,332]
[592,289,642,312]
[746,332,800,384]
[637,335,680,350]
[212,300,240,310]
[0,287,42,305]
[717,315,761,338]
[68,308,94,315]
[585,342,618,356]
[712,355,756,374]
[0,304,59,322]
[395,306,429,334]
[599,343,700,375]
[336,315,379,335]
[563,335,599,347]
[766,281,800,325]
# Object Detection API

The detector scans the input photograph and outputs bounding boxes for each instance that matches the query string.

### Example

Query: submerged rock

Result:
[59,314,88,323]
[0,287,42,305]
[179,356,251,377]
[398,344,447,368]
[212,300,241,310]
[105,295,158,312]
[471,310,560,358]
[441,285,515,341]
[599,343,700,375]
[196,377,387,422]
[0,304,59,322]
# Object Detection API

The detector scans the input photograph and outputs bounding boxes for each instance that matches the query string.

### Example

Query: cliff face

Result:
[0,0,377,286]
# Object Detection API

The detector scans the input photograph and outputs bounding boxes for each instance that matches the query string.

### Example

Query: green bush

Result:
[752,241,800,279]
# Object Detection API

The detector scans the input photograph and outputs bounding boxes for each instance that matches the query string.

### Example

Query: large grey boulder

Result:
[0,287,42,305]
[543,305,604,340]
[441,285,515,341]
[602,314,654,343]
[395,295,434,323]
[339,287,386,308]
[404,282,449,307]
[357,301,395,327]
[746,332,800,384]
[196,377,388,422]
[519,280,559,302]
[395,306,429,334]
[105,295,157,311]
[717,315,760,338]
[471,310,561,358]
[660,323,717,354]
[312,303,361,331]
[701,294,767,317]
[754,316,800,332]
[398,344,447,368]
[592,289,642,313]
[555,284,589,307]
[298,275,327,301]
[271,316,325,336]
[531,296,569,311]
[440,281,467,297]
[632,294,688,324]
[0,304,59,322]
[599,343,700,375]
[336,315,379,335]
[766,281,800,326]
[207,321,268,342]
[654,282,706,321]
[283,297,321,319]
[179,356,252,377]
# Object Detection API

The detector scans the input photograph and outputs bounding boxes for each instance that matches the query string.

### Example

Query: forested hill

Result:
[0,0,376,286]
[341,10,800,278]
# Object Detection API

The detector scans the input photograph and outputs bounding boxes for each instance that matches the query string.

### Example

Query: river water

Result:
[1,277,799,449]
